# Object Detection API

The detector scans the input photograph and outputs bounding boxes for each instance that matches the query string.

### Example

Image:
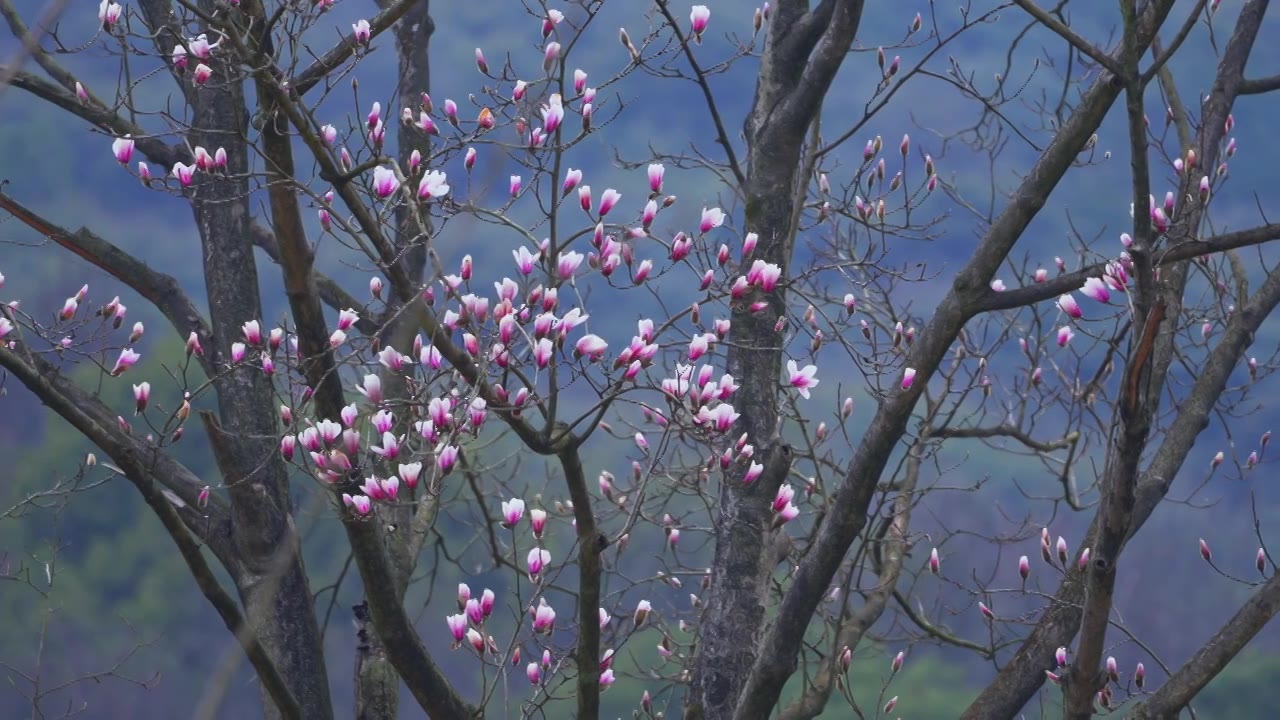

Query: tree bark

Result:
[692,4,864,717]
[181,8,332,716]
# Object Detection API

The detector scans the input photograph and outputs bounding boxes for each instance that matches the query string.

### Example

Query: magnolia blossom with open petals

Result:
[786,360,819,399]
[357,374,383,404]
[418,170,449,199]
[501,498,525,527]
[1081,277,1111,303]
[557,251,584,279]
[192,63,213,86]
[98,1,122,29]
[528,547,551,577]
[172,162,196,187]
[110,348,140,375]
[352,19,371,43]
[575,334,608,360]
[700,207,725,234]
[446,613,467,643]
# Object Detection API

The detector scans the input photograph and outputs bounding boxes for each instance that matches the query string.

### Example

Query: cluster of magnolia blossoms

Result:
[0,281,143,376]
[440,503,652,690]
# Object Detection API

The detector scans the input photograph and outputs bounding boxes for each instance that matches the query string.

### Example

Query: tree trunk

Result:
[188,44,333,720]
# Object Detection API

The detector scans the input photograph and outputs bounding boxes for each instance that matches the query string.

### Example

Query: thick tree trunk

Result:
[354,3,434,718]
[691,4,864,717]
[188,44,333,720]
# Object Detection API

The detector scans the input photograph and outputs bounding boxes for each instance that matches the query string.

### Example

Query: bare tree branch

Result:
[1128,571,1280,718]
[0,190,216,378]
[1010,0,1125,76]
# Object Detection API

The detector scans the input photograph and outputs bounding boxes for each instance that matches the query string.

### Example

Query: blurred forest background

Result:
[3,1,1280,717]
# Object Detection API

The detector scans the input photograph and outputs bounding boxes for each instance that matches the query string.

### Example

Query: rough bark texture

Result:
[692,4,864,718]
[177,4,331,716]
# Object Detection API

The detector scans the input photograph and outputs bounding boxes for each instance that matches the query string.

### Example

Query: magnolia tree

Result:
[3,0,1280,718]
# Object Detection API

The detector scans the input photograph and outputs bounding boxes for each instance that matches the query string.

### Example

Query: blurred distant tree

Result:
[2,1,1280,719]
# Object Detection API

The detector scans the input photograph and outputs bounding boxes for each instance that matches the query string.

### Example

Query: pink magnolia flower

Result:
[241,320,262,345]
[704,403,739,433]
[418,170,449,199]
[1058,294,1082,319]
[528,548,551,578]
[349,494,372,515]
[355,373,383,404]
[901,367,917,390]
[557,251,584,279]
[510,175,522,197]
[192,63,213,86]
[172,162,196,187]
[600,668,616,687]
[563,167,583,194]
[542,40,561,73]
[468,397,487,430]
[690,5,711,43]
[1057,326,1074,347]
[633,599,652,626]
[446,613,467,643]
[513,246,539,275]
[743,461,763,484]
[526,662,542,684]
[1199,538,1212,561]
[370,431,400,460]
[533,338,554,369]
[599,188,621,216]
[575,334,608,361]
[398,462,422,488]
[110,348,140,376]
[464,628,484,653]
[373,166,399,199]
[465,597,484,625]
[437,444,459,474]
[133,382,150,414]
[700,207,725,234]
[501,498,525,527]
[648,163,665,193]
[98,1,122,30]
[786,360,819,399]
[337,308,359,331]
[352,19,371,44]
[112,136,134,164]
[1081,277,1111,303]
[1019,555,1031,580]
[688,335,710,361]
[530,508,547,538]
[928,548,940,575]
